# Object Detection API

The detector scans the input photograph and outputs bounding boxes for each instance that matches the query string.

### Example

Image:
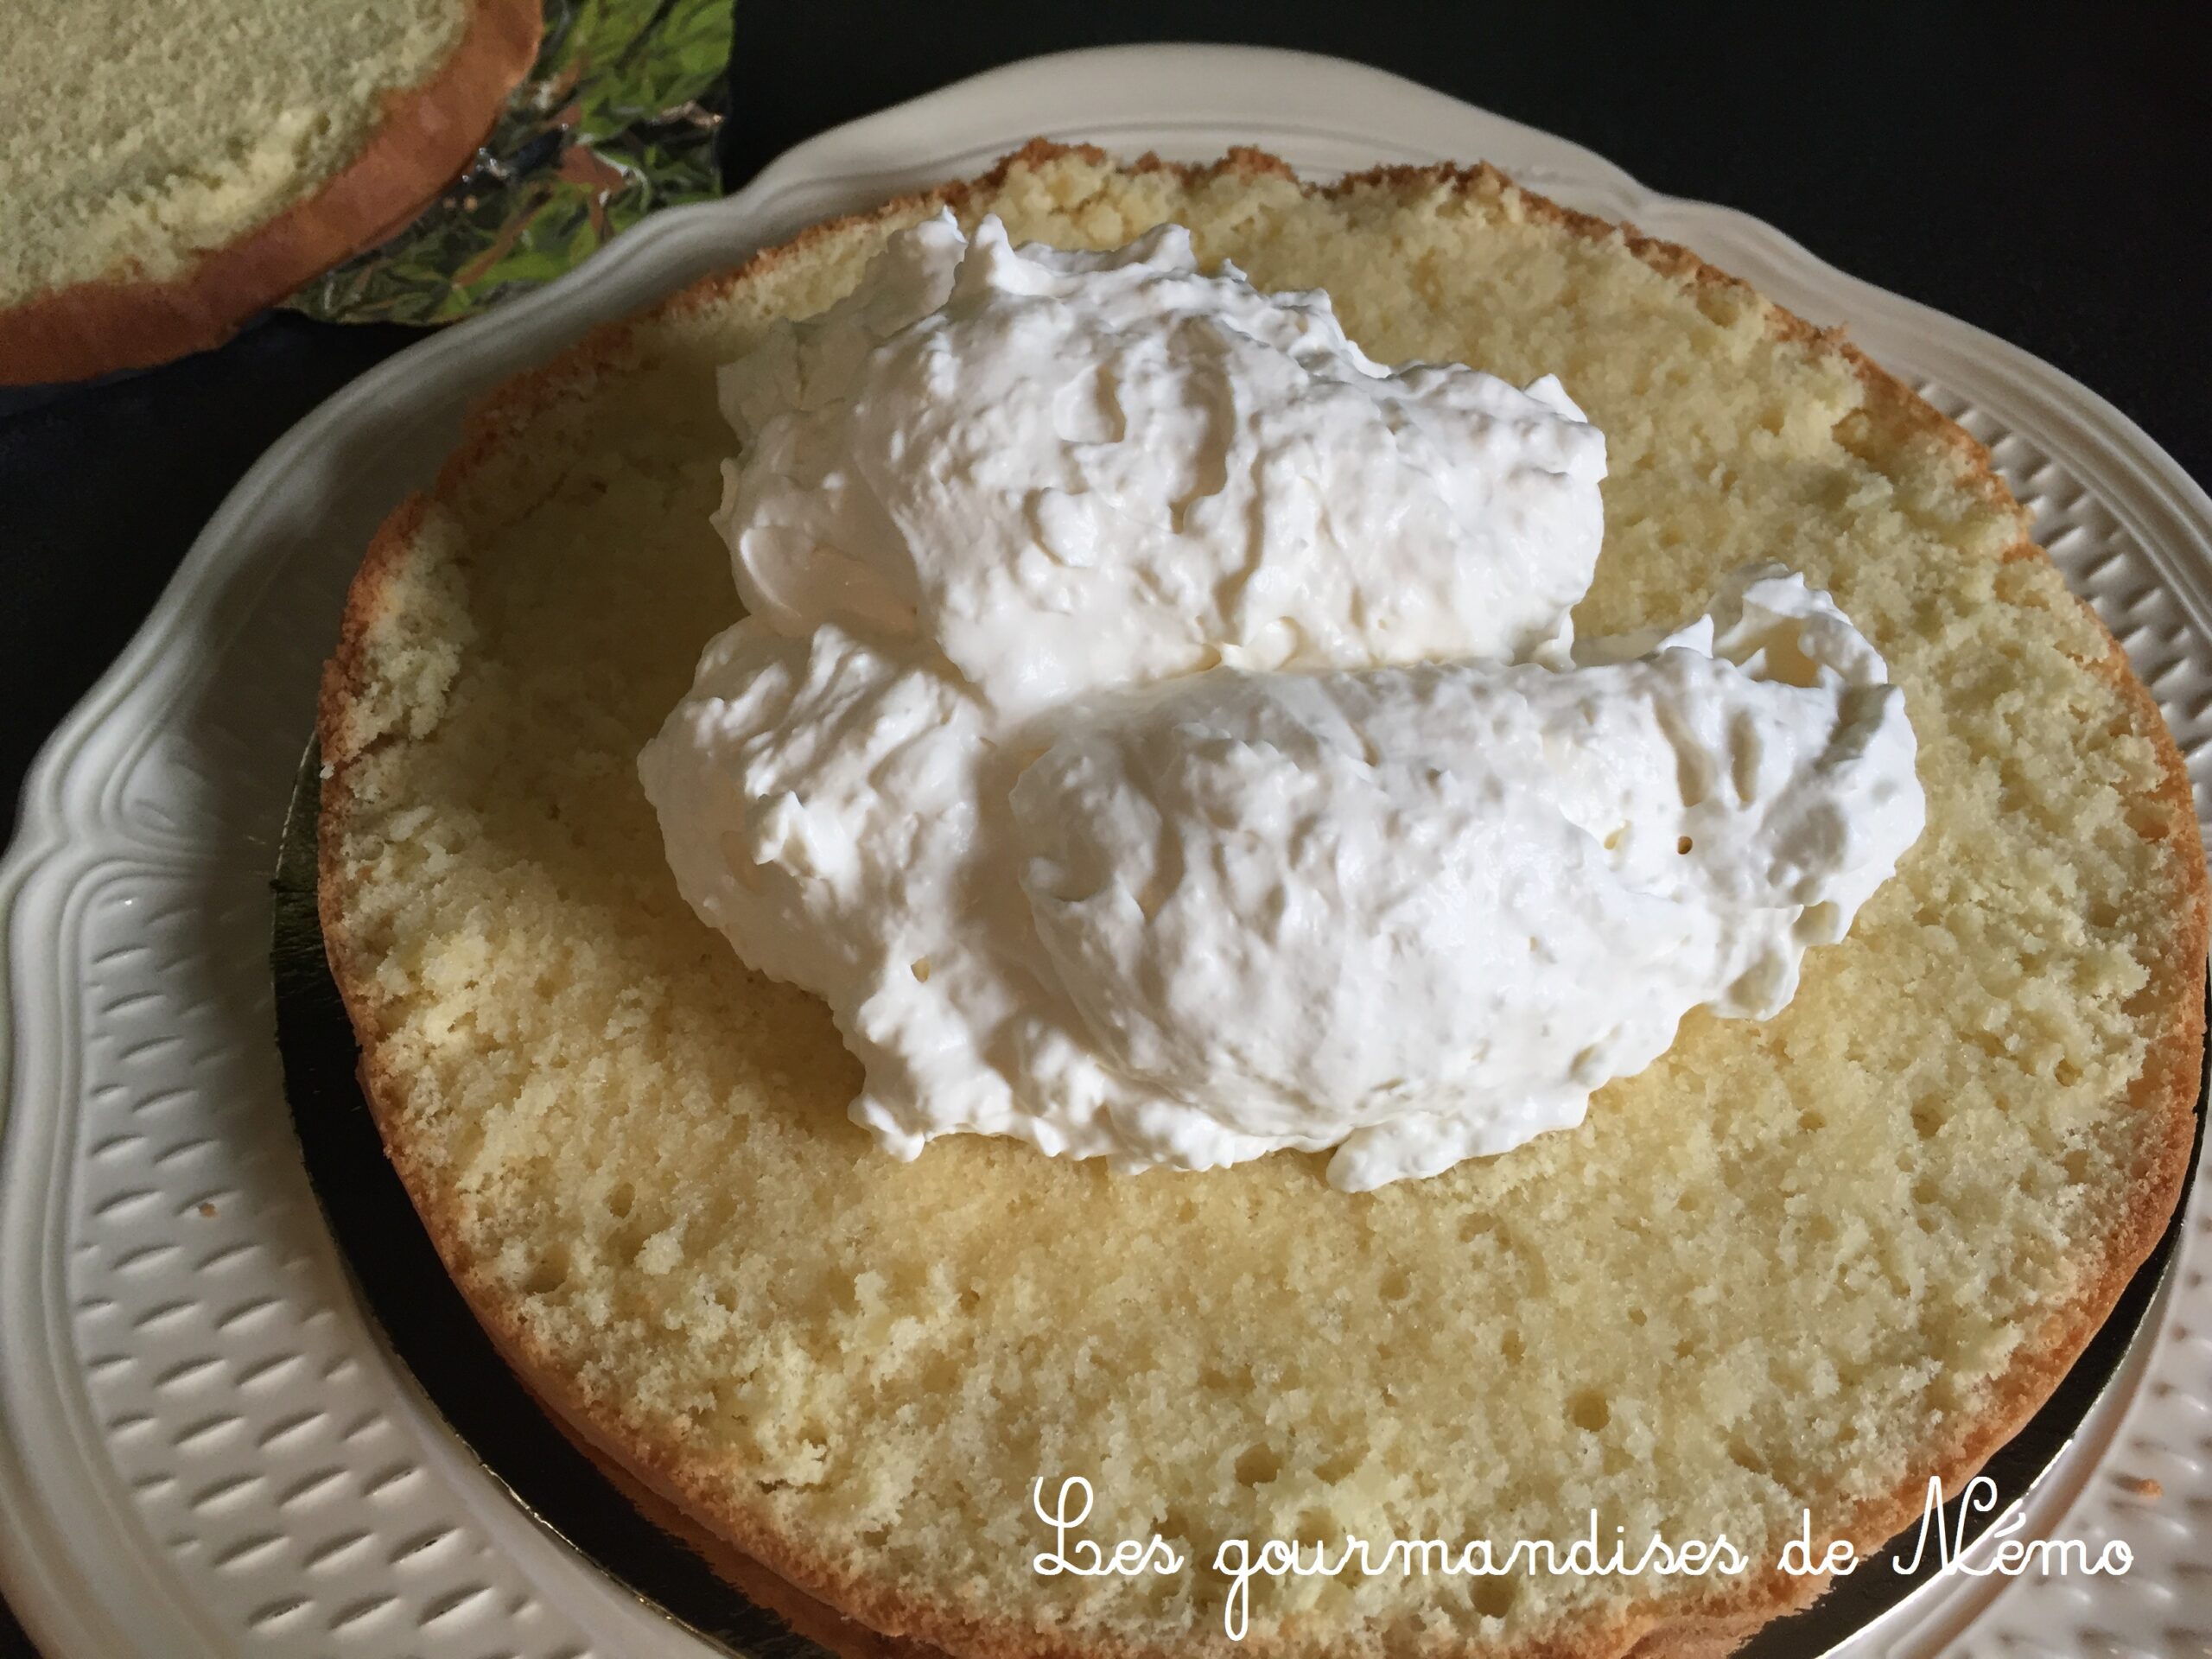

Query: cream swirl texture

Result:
[639,212,1924,1190]
[713,212,1606,714]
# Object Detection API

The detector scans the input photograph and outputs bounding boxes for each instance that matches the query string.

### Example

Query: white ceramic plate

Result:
[3,44,2208,1659]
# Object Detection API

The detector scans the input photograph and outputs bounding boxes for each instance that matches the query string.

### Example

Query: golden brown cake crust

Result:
[481,1303,960,1659]
[0,0,539,385]
[317,143,2208,1659]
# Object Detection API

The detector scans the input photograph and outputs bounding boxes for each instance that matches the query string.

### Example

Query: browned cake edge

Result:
[315,142,2209,1659]
[480,1296,958,1659]
[0,0,540,386]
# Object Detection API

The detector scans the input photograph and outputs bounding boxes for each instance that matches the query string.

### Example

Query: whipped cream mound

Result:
[640,210,1926,1191]
[715,212,1605,716]
[1013,569,1923,1190]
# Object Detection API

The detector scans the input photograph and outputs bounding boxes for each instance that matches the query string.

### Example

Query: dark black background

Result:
[1,7,2205,1654]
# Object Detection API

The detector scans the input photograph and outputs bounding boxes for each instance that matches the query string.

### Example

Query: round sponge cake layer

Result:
[0,0,538,383]
[318,145,2206,1659]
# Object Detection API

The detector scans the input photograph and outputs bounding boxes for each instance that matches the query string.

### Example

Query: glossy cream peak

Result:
[640,212,1924,1189]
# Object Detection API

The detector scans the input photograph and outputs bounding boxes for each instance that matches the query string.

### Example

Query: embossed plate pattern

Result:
[3,45,2209,1659]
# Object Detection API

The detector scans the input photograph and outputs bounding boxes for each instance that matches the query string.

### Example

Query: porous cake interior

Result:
[0,0,471,302]
[323,150,2201,1655]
